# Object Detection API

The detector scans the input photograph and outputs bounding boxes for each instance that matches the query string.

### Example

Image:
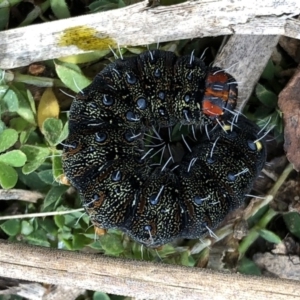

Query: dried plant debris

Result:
[0,277,85,300]
[271,236,300,256]
[278,66,300,171]
[0,277,46,299]
[253,252,300,280]
[272,179,300,212]
[252,221,300,279]
[279,37,300,64]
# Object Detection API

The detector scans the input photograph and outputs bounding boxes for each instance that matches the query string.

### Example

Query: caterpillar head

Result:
[202,67,238,122]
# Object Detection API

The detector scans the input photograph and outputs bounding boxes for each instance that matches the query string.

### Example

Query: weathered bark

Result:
[0,240,299,300]
[0,0,299,69]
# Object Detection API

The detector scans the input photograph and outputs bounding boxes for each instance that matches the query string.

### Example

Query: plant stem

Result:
[0,208,84,221]
[238,163,294,256]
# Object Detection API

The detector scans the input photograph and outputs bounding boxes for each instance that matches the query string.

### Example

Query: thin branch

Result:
[0,208,84,221]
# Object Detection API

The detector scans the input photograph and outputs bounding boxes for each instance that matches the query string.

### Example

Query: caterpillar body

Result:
[63,50,266,247]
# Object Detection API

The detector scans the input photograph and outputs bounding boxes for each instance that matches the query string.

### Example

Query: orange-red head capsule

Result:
[202,67,238,121]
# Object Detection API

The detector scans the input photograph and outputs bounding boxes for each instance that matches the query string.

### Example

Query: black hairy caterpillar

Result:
[62,50,266,247]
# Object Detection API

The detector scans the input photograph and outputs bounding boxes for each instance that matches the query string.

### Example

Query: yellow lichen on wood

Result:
[59,26,116,51]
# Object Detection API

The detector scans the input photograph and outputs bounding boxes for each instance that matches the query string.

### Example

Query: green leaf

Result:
[0,6,9,30]
[61,238,73,250]
[72,233,92,250]
[19,128,35,144]
[25,130,43,145]
[56,60,82,73]
[237,257,261,276]
[39,218,58,236]
[54,215,65,229]
[127,47,146,55]
[155,244,176,258]
[283,212,300,239]
[0,150,27,167]
[59,226,72,240]
[17,169,49,191]
[261,59,275,81]
[11,84,36,125]
[99,233,124,256]
[42,185,68,211]
[38,169,56,185]
[9,117,36,144]
[83,225,97,236]
[9,117,34,133]
[23,229,51,247]
[118,0,126,8]
[26,89,36,115]
[255,84,278,109]
[256,110,283,142]
[0,128,18,152]
[88,0,120,12]
[0,69,4,84]
[18,1,50,27]
[42,118,63,146]
[93,291,111,300]
[89,240,103,250]
[0,161,18,189]
[55,61,92,93]
[0,85,19,112]
[178,250,195,267]
[52,151,63,180]
[57,121,69,145]
[0,120,5,134]
[20,145,50,174]
[18,6,41,26]
[0,219,21,236]
[58,50,110,64]
[0,1,23,9]
[64,210,89,228]
[258,229,281,244]
[21,220,34,235]
[50,0,71,19]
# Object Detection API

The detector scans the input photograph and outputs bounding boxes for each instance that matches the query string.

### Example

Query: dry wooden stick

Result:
[0,0,299,69]
[0,240,299,300]
[0,189,44,203]
[213,35,280,109]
